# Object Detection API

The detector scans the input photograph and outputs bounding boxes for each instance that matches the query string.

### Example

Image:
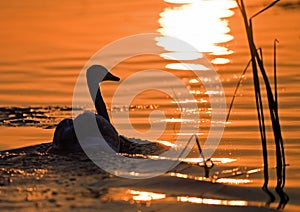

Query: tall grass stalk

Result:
[236,0,288,208]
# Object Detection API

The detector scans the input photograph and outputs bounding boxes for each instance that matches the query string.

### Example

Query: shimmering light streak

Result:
[130,190,166,201]
[177,196,248,206]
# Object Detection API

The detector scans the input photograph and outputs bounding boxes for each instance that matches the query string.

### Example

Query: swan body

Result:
[49,65,167,155]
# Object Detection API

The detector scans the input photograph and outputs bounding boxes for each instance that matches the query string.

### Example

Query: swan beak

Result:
[103,72,120,82]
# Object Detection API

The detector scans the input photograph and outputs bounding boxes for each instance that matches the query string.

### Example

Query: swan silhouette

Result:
[49,65,167,155]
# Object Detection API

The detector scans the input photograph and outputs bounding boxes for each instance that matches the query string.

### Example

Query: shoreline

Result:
[0,142,292,211]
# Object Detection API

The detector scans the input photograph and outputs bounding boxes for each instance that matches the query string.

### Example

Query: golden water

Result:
[1,0,300,209]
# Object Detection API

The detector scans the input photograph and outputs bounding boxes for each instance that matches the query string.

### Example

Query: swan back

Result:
[51,112,120,153]
[74,112,120,152]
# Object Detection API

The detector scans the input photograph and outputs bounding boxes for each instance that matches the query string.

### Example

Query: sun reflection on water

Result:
[130,190,166,201]
[216,178,251,184]
[103,188,268,209]
[158,0,237,65]
[177,196,248,206]
[181,157,236,164]
[168,172,252,185]
[166,63,210,71]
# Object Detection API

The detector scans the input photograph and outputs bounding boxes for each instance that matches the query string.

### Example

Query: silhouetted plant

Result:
[227,0,289,209]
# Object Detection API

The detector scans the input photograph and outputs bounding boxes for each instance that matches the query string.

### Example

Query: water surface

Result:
[1,0,300,210]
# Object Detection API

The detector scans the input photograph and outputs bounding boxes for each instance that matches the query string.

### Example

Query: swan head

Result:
[86,65,120,105]
[86,65,120,84]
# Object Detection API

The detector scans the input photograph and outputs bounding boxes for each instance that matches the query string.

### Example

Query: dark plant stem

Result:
[238,0,272,200]
[274,39,279,113]
[251,25,288,210]
[194,135,213,178]
[237,0,289,208]
[226,59,251,122]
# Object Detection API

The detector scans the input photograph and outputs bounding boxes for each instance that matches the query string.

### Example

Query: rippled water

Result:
[1,0,300,210]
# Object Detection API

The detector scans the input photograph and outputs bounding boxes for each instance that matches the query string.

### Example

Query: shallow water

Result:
[1,0,300,210]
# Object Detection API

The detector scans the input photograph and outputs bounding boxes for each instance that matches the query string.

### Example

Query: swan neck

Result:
[95,89,110,122]
[87,79,111,123]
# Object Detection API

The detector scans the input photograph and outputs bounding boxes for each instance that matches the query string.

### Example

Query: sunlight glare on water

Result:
[177,196,248,206]
[102,187,270,209]
[159,0,237,63]
[130,190,166,201]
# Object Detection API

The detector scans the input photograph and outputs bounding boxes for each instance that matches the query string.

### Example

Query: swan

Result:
[49,65,167,155]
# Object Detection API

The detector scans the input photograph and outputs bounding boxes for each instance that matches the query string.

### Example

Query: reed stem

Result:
[236,0,288,207]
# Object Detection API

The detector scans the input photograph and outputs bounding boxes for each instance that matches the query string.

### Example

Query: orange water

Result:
[0,0,300,209]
